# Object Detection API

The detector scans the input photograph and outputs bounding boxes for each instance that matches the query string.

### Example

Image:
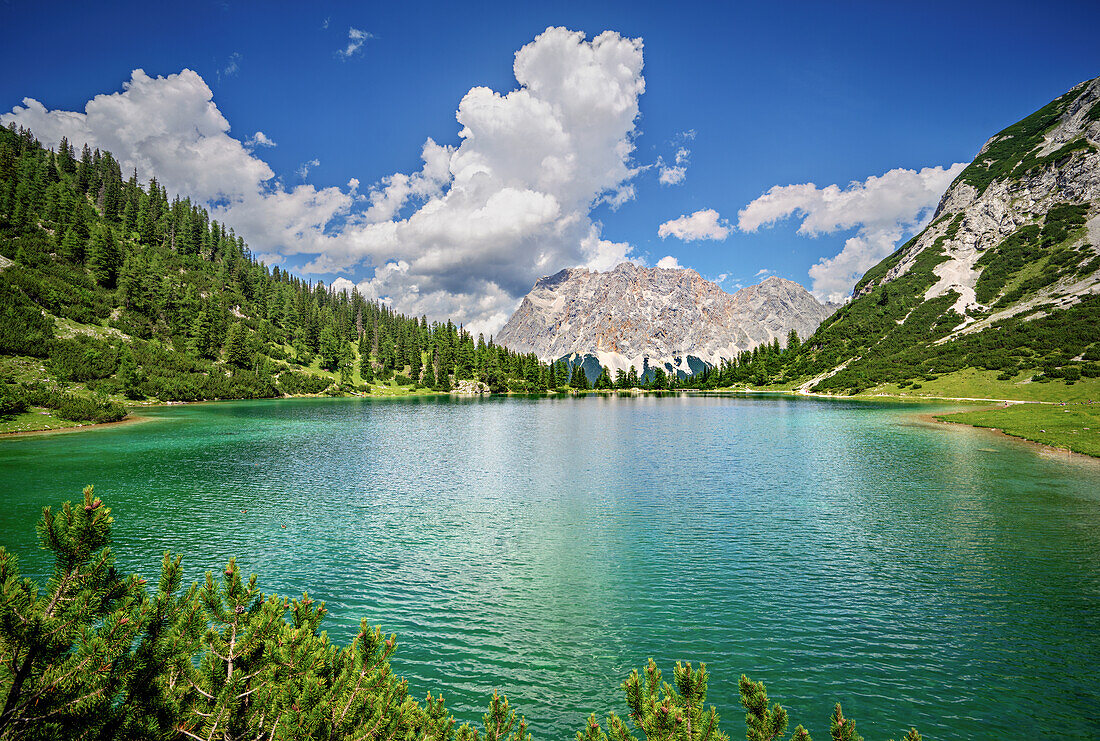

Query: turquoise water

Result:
[1,394,1099,739]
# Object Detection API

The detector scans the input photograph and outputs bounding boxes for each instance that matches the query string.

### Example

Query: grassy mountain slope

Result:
[792,75,1100,400]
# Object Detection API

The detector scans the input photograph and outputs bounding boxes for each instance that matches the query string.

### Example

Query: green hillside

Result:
[0,125,561,432]
[694,76,1100,404]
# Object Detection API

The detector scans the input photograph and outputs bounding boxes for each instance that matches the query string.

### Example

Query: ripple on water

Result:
[0,395,1099,740]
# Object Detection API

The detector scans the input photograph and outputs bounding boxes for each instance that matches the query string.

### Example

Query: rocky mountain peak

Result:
[496,263,836,376]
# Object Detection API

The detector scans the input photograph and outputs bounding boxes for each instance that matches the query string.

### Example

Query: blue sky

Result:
[3,0,1099,330]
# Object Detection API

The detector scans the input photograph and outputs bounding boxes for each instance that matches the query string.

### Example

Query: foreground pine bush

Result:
[0,489,920,741]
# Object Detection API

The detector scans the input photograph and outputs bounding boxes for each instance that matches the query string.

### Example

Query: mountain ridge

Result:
[497,262,836,377]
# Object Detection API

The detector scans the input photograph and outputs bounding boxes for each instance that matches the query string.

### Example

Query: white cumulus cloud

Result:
[656,255,682,269]
[658,165,686,185]
[737,163,966,302]
[1,29,647,335]
[658,208,731,241]
[324,26,647,332]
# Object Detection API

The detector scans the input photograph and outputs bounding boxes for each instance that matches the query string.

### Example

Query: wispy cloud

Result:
[297,158,320,179]
[656,138,691,186]
[217,52,242,82]
[337,27,374,59]
[658,163,686,185]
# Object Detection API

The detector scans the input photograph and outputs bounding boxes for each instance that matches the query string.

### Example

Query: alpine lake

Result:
[1,394,1098,740]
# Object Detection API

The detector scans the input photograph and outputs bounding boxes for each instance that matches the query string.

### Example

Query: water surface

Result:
[1,394,1098,740]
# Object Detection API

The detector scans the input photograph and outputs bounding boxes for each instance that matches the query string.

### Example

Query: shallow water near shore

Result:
[1,394,1098,740]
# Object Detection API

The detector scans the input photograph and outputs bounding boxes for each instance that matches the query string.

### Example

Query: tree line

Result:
[0,123,574,419]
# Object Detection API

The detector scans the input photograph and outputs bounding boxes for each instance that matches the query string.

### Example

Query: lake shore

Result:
[9,387,1098,461]
[929,402,1100,459]
[0,410,154,438]
[0,383,449,438]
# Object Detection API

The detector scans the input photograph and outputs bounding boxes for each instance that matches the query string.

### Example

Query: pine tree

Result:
[739,674,810,741]
[579,661,727,741]
[463,690,531,741]
[829,704,862,741]
[87,223,122,288]
[888,731,920,741]
[0,487,194,738]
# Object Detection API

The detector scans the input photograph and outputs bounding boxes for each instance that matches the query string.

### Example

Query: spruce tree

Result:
[59,227,85,263]
[87,223,122,288]
[360,349,375,384]
[189,307,217,359]
[224,322,250,369]
[117,344,143,399]
[319,324,343,371]
[595,366,613,389]
[569,362,590,390]
[337,344,354,386]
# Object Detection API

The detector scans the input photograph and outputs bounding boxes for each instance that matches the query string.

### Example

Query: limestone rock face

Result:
[496,263,836,374]
[864,75,1100,333]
